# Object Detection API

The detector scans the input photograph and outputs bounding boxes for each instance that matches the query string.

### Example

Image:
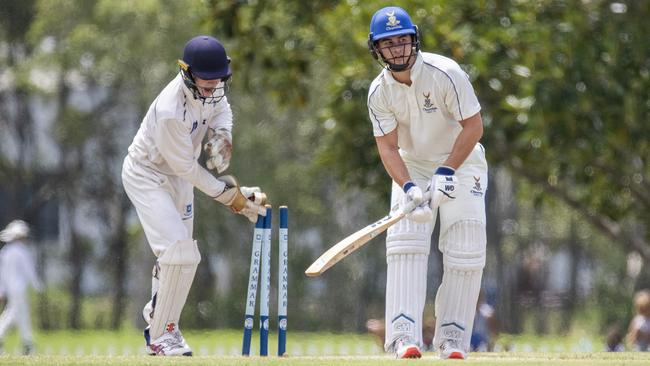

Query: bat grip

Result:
[401,190,432,215]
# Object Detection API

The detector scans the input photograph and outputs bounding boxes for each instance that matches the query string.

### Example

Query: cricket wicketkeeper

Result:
[121,35,266,356]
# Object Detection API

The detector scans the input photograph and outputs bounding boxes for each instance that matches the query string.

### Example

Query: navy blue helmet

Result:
[178,35,231,103]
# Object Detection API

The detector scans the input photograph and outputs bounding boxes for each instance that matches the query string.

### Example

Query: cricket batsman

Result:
[366,6,488,359]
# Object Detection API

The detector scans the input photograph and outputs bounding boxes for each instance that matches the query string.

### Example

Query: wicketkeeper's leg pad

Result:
[143,262,161,325]
[149,239,201,340]
[433,219,486,352]
[384,217,432,351]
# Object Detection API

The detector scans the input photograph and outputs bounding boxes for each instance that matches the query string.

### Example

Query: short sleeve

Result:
[367,83,397,136]
[443,66,481,122]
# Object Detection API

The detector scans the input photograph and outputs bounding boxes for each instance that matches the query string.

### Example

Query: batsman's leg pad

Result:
[385,206,432,350]
[386,212,433,256]
[433,219,486,352]
[385,253,428,351]
[149,239,201,340]
[384,178,434,351]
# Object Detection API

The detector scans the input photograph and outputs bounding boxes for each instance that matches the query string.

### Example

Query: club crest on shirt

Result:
[385,11,402,30]
[470,176,483,197]
[422,92,438,113]
[183,204,193,219]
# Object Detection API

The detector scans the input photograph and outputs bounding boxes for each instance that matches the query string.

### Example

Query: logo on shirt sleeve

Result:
[422,92,438,113]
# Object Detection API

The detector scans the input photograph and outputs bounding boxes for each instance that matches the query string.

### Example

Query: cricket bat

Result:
[305,191,431,277]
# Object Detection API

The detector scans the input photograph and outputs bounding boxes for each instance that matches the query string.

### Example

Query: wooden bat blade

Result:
[304,212,406,277]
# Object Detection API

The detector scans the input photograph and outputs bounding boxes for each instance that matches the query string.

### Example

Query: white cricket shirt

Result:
[367,52,481,163]
[127,73,232,197]
[0,240,41,295]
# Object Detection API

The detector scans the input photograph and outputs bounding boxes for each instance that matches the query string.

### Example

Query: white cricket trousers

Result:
[121,156,195,257]
[0,292,33,344]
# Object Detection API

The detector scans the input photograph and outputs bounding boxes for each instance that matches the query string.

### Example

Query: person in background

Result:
[470,292,498,352]
[626,289,650,351]
[605,324,624,352]
[0,220,42,355]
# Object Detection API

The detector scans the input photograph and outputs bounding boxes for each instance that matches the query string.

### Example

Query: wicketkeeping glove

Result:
[204,128,232,173]
[427,166,458,210]
[214,175,267,222]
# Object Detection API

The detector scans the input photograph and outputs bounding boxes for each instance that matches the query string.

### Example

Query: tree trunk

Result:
[109,195,130,329]
[560,219,580,334]
[68,216,85,329]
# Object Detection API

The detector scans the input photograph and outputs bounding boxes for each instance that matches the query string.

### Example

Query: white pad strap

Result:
[385,252,428,351]
[433,219,486,352]
[149,239,201,339]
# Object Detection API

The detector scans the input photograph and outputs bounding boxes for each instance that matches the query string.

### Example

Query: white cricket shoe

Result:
[439,339,466,360]
[144,325,193,356]
[394,336,422,359]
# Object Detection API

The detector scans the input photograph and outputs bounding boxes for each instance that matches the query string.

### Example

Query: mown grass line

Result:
[1,353,650,366]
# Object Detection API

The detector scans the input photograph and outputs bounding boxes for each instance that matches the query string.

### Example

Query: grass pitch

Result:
[0,329,649,365]
[1,353,650,366]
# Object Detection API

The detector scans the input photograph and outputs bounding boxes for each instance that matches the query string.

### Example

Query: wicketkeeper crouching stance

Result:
[121,35,266,356]
[367,6,488,359]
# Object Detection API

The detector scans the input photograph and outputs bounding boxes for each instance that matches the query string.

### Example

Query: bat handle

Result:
[401,190,432,215]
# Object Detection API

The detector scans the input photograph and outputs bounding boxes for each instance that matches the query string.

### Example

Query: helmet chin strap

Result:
[179,67,227,105]
[384,47,417,72]
[386,58,413,72]
[376,44,418,72]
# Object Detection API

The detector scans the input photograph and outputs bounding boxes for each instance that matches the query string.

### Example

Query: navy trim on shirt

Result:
[367,82,386,135]
[422,61,464,120]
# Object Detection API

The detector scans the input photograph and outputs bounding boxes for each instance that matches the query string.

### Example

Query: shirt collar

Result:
[179,73,197,101]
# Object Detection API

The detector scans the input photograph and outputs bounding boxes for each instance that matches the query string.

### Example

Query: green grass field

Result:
[1,353,650,366]
[0,329,649,365]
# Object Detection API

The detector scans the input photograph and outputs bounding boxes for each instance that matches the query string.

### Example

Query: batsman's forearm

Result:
[443,113,483,169]
[378,146,411,188]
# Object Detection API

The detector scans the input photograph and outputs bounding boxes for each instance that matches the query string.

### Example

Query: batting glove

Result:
[402,181,433,223]
[428,166,458,210]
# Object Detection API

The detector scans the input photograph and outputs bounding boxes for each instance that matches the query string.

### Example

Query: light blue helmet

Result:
[367,6,420,71]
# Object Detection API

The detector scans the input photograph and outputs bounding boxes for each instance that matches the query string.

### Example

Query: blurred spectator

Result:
[470,293,499,351]
[626,289,650,351]
[0,220,42,355]
[605,325,624,352]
